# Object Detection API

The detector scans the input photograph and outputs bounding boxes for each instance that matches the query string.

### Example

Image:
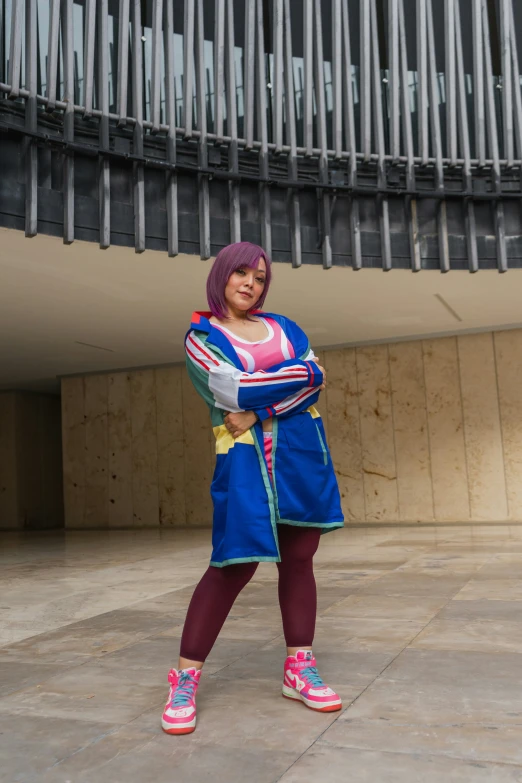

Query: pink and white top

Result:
[212,316,296,372]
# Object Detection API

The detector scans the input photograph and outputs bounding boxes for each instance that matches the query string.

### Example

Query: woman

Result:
[161,242,344,735]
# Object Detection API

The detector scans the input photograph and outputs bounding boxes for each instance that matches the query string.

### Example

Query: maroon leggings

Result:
[180,525,321,662]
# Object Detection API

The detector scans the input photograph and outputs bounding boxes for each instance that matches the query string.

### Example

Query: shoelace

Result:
[171,671,198,707]
[300,666,326,688]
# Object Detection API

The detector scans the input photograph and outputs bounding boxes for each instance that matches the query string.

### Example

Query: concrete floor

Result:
[1,525,522,783]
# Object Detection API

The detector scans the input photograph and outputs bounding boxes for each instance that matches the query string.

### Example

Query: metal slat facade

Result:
[1,0,522,271]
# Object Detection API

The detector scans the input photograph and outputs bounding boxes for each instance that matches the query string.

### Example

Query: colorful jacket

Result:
[185,311,344,567]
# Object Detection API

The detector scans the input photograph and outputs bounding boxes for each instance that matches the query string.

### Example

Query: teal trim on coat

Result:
[209,556,281,568]
[252,424,281,561]
[314,421,328,465]
[277,518,345,529]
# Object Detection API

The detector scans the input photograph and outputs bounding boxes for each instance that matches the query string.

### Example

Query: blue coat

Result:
[185,311,344,567]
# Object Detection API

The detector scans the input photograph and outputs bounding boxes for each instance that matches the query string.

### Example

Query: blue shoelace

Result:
[171,671,198,707]
[300,666,326,688]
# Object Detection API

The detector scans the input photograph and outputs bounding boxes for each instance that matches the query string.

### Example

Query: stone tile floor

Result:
[1,524,522,782]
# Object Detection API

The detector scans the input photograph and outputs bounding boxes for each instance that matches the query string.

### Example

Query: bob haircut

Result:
[206,242,272,320]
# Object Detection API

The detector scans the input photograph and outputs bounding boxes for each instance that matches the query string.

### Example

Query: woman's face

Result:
[224,259,267,314]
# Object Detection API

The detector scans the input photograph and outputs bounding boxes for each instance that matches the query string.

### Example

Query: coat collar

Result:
[189,310,310,366]
[190,310,275,370]
[190,310,264,332]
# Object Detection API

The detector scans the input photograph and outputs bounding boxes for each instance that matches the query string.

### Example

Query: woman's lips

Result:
[239,292,252,299]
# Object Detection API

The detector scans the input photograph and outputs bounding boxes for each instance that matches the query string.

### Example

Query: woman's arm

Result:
[224,364,326,438]
[185,330,324,418]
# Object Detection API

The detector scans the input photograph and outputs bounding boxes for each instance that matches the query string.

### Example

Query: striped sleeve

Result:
[259,348,322,419]
[185,331,324,419]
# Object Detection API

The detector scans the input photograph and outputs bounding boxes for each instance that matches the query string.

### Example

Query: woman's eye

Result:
[256,277,266,285]
[236,269,246,276]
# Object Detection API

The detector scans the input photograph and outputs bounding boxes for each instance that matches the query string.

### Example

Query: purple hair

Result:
[206,242,272,320]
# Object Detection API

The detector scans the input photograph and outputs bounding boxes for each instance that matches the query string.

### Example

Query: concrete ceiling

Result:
[2,227,522,393]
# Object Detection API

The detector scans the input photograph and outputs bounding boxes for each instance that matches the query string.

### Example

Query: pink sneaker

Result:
[161,667,201,735]
[282,650,342,712]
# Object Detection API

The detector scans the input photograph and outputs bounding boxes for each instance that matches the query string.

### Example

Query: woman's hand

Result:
[224,411,258,439]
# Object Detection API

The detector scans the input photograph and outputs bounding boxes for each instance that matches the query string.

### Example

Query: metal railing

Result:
[1,0,522,271]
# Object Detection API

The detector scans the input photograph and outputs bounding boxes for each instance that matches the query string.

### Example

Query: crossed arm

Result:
[224,366,327,438]
[185,330,326,439]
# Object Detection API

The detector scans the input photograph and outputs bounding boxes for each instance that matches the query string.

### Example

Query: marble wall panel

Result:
[84,375,109,528]
[38,396,64,528]
[61,377,86,528]
[108,373,133,528]
[61,326,522,528]
[325,348,365,522]
[494,330,522,520]
[15,394,43,528]
[156,367,186,526]
[13,395,63,529]
[181,366,214,526]
[1,393,63,530]
[356,345,399,522]
[423,338,470,522]
[389,342,434,522]
[0,394,18,528]
[130,371,159,527]
[458,333,508,521]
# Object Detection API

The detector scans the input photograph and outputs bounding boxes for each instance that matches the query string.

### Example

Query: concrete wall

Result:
[0,392,63,529]
[61,330,522,527]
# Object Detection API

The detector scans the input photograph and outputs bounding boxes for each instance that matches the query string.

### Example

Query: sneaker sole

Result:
[282,685,342,712]
[161,718,197,735]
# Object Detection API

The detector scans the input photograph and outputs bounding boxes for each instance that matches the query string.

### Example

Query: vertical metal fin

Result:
[117,0,130,126]
[314,0,332,269]
[331,0,342,162]
[83,0,96,117]
[284,0,301,268]
[360,0,371,162]
[131,0,145,253]
[0,0,4,84]
[370,0,391,271]
[417,0,429,164]
[8,0,23,98]
[455,0,478,272]
[164,0,178,257]
[399,0,421,271]
[195,0,210,257]
[214,0,225,144]
[25,0,37,237]
[150,0,164,132]
[445,0,457,164]
[225,0,240,243]
[45,0,61,112]
[472,0,485,165]
[183,0,195,138]
[341,0,361,270]
[256,0,271,254]
[508,0,522,161]
[272,0,284,153]
[98,0,111,249]
[427,0,450,272]
[389,0,400,162]
[482,0,507,271]
[243,0,256,150]
[62,0,75,244]
[500,0,513,166]
[303,0,314,156]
